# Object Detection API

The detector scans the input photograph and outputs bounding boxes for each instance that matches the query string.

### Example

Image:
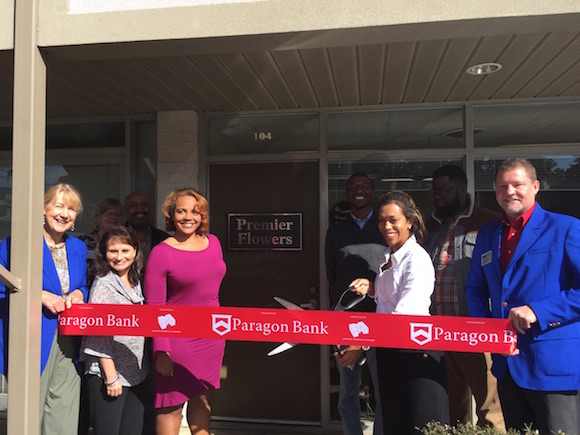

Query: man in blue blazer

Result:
[466,158,580,434]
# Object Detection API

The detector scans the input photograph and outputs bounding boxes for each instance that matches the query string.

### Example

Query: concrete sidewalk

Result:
[179,419,374,434]
[0,411,375,435]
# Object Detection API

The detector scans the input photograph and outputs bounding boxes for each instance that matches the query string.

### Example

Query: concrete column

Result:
[156,110,199,227]
[7,0,46,433]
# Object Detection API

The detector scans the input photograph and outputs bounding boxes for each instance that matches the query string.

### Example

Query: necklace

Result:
[46,240,65,249]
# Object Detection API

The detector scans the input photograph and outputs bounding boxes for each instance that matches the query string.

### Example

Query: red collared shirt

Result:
[500,203,536,274]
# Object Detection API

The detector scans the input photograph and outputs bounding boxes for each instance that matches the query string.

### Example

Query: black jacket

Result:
[325,213,387,312]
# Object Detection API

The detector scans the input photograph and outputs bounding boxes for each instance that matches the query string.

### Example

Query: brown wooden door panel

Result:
[209,162,320,422]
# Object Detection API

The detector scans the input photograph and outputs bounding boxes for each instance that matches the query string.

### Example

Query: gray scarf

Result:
[98,271,144,304]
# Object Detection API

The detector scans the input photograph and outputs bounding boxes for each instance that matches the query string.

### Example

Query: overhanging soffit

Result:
[1,15,580,120]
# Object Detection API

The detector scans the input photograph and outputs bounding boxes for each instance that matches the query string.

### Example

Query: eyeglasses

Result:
[346,182,373,192]
[429,185,459,197]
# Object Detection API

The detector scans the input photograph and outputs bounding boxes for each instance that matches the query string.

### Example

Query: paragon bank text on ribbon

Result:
[59,304,516,354]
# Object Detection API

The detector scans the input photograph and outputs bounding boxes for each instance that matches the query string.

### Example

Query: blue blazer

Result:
[0,235,89,374]
[466,204,580,391]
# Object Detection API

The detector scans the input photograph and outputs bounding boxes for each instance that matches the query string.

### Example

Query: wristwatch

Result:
[361,345,370,351]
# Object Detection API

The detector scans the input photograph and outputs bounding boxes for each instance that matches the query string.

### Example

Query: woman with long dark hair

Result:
[82,226,151,435]
[350,190,449,433]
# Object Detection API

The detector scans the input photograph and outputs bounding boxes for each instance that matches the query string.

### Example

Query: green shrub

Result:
[419,421,566,435]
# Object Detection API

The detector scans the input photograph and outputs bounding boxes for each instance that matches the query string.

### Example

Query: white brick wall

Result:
[156,110,199,227]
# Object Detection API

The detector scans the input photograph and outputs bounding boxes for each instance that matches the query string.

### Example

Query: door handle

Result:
[300,299,318,310]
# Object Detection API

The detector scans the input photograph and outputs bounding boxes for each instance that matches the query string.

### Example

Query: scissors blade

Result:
[267,342,296,356]
[274,296,304,310]
[268,297,302,357]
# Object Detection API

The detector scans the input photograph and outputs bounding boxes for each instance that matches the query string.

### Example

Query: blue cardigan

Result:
[466,204,580,391]
[0,235,89,374]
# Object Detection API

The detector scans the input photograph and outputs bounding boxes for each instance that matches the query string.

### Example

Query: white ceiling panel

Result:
[300,48,338,107]
[2,24,580,120]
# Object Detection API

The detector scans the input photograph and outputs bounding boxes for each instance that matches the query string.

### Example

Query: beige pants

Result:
[39,332,80,435]
[445,351,505,430]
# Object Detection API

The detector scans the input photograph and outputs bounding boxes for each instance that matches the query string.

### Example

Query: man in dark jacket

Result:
[124,190,169,265]
[325,173,385,435]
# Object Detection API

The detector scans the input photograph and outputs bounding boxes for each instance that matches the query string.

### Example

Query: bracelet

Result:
[104,372,119,386]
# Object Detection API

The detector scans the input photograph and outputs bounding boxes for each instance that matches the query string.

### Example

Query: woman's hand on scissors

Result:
[348,278,374,297]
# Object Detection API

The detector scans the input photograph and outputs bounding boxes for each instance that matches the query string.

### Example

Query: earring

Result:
[43,215,45,225]
[71,222,76,232]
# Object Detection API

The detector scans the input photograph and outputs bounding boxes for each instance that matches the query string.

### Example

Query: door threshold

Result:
[203,418,344,434]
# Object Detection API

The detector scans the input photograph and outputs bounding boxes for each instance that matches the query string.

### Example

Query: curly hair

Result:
[378,190,426,242]
[95,226,143,287]
[89,198,123,232]
[162,188,209,235]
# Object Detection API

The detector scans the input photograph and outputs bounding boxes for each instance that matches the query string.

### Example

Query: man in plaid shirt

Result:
[423,165,504,430]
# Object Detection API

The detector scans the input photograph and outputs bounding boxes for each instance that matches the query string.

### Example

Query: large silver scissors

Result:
[267,288,367,357]
[267,296,304,356]
[333,287,368,367]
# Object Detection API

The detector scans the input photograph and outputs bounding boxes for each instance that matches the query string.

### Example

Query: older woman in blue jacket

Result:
[0,183,88,435]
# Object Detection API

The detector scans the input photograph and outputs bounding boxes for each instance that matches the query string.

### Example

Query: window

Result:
[327,107,464,151]
[328,158,464,224]
[473,103,580,148]
[474,156,580,218]
[208,114,319,155]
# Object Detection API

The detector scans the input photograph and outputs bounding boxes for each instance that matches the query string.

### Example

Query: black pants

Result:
[141,338,157,435]
[78,374,91,435]
[376,348,449,434]
[499,369,580,435]
[86,374,152,435]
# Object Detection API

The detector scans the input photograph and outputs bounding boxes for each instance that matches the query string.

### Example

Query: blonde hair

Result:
[44,183,83,215]
[89,198,123,231]
[162,188,209,235]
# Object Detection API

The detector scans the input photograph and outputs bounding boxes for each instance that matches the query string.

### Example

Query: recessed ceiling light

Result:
[466,62,502,75]
[441,128,484,139]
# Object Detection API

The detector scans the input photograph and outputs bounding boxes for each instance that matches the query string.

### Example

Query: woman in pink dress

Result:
[144,188,226,435]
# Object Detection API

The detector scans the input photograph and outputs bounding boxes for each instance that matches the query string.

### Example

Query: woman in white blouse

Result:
[350,190,449,433]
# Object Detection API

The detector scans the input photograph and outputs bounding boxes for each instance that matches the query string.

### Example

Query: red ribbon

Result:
[59,304,516,353]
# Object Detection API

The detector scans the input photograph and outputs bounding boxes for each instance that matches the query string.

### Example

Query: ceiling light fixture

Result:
[466,62,502,75]
[442,128,484,139]
[381,177,414,182]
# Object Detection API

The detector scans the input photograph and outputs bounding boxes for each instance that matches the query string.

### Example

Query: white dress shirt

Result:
[374,235,435,315]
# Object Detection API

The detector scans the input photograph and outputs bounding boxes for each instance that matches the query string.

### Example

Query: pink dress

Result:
[144,234,226,408]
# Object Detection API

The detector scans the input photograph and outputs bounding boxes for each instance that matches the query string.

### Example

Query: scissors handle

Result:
[335,345,367,367]
[335,286,366,311]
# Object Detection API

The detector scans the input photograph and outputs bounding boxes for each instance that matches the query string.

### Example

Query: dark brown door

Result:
[209,162,320,422]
